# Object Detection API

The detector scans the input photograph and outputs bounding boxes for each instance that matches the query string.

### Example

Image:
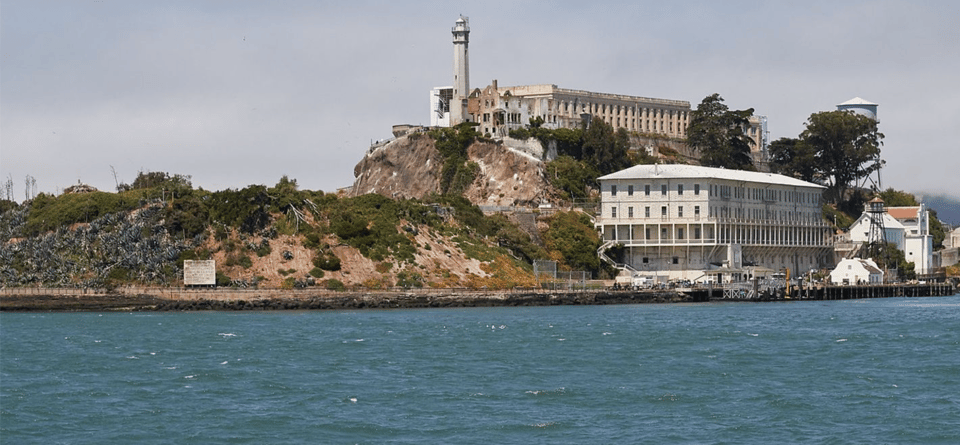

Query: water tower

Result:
[837,97,878,121]
[838,97,883,191]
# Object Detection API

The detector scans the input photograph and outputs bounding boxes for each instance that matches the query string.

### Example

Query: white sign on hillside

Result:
[184,260,216,286]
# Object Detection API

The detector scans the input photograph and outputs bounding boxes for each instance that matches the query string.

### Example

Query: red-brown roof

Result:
[887,207,919,219]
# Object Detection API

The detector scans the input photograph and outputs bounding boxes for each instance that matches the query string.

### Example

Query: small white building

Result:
[830,258,884,285]
[848,201,934,275]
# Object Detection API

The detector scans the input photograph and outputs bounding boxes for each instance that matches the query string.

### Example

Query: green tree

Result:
[430,122,480,195]
[878,188,918,207]
[164,195,209,239]
[545,155,598,201]
[541,211,602,274]
[929,209,945,250]
[769,137,818,182]
[581,117,631,175]
[686,93,755,170]
[801,110,884,203]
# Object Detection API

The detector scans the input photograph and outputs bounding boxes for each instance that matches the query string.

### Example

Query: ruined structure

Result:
[429,16,768,163]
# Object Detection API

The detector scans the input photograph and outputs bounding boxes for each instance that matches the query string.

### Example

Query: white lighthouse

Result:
[450,16,470,125]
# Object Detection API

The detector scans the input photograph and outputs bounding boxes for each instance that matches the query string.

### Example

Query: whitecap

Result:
[219,333,237,338]
[747,333,759,337]
[602,332,613,336]
[836,339,847,342]
[220,361,228,365]
[164,366,177,370]
[184,375,195,379]
[126,356,139,359]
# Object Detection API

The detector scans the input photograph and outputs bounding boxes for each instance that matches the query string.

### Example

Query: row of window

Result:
[710,184,821,206]
[709,206,820,222]
[612,226,706,241]
[611,205,702,218]
[611,183,702,197]
[636,254,819,267]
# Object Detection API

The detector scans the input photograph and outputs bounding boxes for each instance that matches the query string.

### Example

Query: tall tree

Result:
[768,137,818,182]
[800,110,884,203]
[686,93,755,170]
[581,117,631,175]
[878,188,918,207]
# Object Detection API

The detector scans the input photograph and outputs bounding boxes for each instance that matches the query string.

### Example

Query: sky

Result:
[2,0,959,202]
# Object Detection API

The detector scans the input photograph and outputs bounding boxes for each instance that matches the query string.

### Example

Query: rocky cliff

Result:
[352,134,560,207]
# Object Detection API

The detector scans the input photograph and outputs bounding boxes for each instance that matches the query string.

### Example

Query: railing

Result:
[597,240,637,273]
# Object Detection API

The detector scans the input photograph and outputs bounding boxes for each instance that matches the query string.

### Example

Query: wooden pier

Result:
[684,281,957,302]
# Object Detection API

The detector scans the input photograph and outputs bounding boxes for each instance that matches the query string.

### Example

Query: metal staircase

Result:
[597,240,637,273]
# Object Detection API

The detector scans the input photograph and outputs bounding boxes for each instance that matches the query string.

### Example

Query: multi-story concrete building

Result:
[429,17,768,163]
[596,164,832,283]
[467,80,692,139]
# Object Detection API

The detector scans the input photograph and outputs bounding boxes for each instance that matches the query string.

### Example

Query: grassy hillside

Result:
[0,174,606,290]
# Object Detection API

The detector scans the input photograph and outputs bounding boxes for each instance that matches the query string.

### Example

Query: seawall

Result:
[0,287,694,312]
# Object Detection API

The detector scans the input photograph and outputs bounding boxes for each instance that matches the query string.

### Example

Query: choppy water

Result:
[3,295,960,444]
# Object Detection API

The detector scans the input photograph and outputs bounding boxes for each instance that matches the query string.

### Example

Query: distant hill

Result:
[915,193,960,226]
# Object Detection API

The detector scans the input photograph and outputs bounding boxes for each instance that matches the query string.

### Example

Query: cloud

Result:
[2,0,958,199]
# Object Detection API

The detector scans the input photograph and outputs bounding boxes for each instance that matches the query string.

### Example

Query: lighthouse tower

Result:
[451,16,470,125]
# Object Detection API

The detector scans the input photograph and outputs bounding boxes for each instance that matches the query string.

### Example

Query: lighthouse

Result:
[451,16,470,125]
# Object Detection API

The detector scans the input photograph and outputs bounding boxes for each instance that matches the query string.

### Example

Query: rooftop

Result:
[887,206,921,220]
[838,97,878,106]
[598,164,825,189]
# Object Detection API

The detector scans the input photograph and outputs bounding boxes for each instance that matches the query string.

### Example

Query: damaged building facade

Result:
[429,16,766,157]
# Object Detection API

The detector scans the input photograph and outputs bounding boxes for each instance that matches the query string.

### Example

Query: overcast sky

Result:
[2,0,958,202]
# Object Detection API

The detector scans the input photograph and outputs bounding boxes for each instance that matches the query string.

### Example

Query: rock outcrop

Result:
[352,134,560,207]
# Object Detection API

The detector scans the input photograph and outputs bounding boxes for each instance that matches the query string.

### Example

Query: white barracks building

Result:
[596,164,833,282]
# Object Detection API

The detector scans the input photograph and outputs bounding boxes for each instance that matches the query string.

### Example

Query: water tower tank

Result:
[837,97,878,120]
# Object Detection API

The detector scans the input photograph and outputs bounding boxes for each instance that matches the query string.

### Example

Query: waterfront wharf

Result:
[0,286,693,311]
[687,282,957,302]
[1,282,955,311]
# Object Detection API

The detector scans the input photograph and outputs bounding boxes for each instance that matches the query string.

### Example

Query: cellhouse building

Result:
[596,164,833,283]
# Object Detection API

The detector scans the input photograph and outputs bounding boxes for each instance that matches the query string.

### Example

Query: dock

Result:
[680,281,957,302]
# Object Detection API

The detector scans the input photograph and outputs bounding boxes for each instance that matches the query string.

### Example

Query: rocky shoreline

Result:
[0,289,697,312]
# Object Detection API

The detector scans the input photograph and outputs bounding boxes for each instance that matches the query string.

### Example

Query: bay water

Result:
[2,295,959,443]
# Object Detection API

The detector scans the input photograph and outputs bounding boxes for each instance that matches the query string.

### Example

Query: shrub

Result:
[303,232,321,249]
[396,270,424,288]
[23,192,139,236]
[215,272,232,287]
[324,279,346,291]
[255,240,272,257]
[313,251,341,271]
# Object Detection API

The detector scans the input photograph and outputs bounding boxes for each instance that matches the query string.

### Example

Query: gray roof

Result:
[598,164,825,189]
[838,97,877,106]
